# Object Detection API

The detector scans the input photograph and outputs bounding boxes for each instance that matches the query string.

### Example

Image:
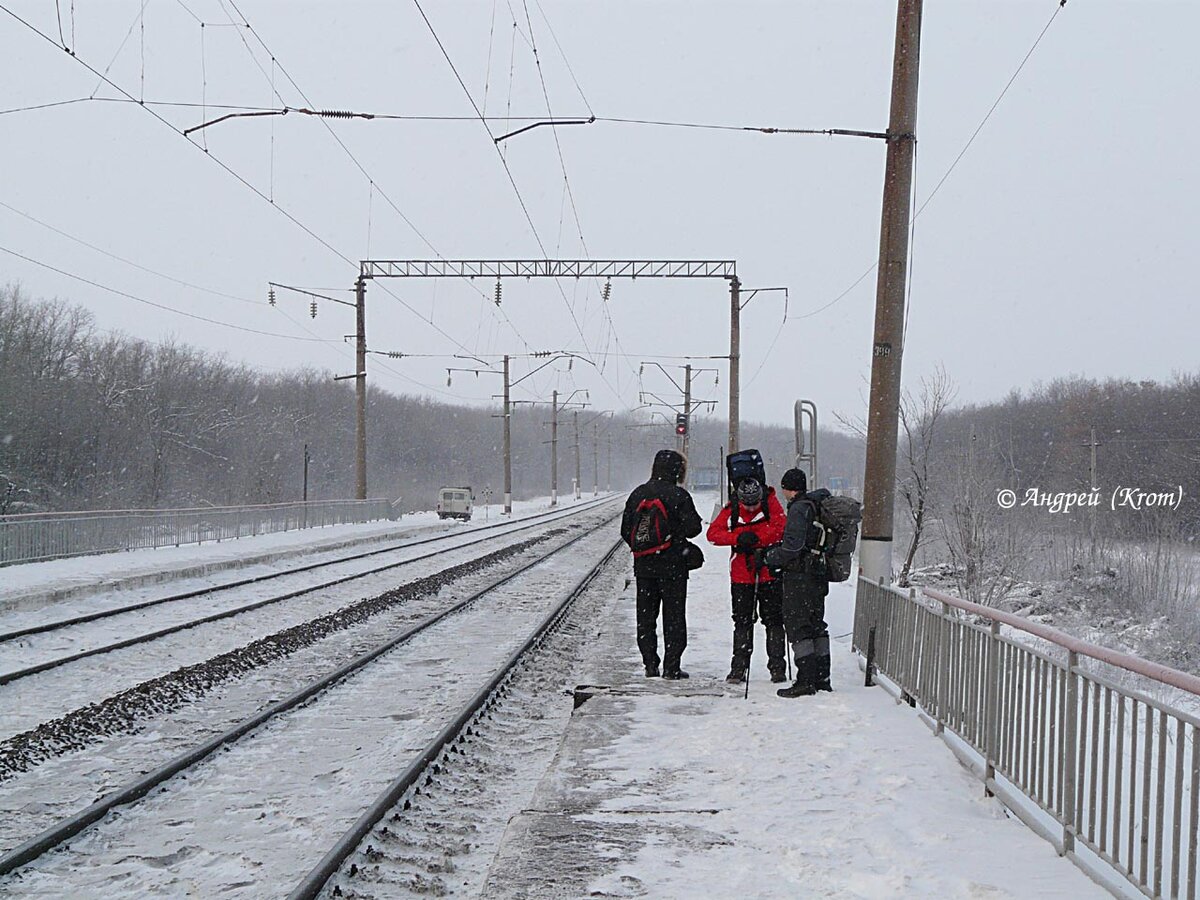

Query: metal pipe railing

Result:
[0,499,396,567]
[855,576,1200,899]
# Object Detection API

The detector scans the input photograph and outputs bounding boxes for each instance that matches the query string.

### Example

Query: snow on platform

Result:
[481,554,1106,899]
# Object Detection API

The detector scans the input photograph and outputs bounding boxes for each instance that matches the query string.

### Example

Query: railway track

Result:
[0,496,615,688]
[0,512,624,893]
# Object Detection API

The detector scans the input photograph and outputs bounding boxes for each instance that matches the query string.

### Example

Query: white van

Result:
[436,486,474,520]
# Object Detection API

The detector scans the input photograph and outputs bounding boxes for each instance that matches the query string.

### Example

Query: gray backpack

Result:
[810,494,862,582]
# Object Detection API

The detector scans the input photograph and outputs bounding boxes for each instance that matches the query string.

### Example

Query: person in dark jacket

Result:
[620,449,703,679]
[760,468,832,697]
[706,478,787,683]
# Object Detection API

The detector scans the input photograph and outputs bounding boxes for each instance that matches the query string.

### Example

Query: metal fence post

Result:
[1063,648,1079,856]
[985,619,1001,797]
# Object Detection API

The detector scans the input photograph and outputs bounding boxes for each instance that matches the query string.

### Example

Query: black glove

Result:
[735,531,760,551]
[752,548,767,571]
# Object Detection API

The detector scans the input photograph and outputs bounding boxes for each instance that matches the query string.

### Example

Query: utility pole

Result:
[354,276,367,500]
[550,390,559,507]
[503,354,512,515]
[593,422,599,496]
[573,410,581,500]
[682,363,693,459]
[302,443,310,502]
[858,0,923,584]
[606,434,612,491]
[1085,425,1100,555]
[728,277,741,454]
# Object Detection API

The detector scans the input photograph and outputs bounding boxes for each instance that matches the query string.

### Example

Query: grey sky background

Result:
[2,1,1196,429]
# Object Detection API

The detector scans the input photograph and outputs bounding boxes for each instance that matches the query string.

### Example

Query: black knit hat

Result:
[780,468,807,493]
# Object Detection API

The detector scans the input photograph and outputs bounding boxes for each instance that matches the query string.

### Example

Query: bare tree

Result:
[897,365,955,585]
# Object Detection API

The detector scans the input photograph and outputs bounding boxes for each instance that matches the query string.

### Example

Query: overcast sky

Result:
[2,1,1196,429]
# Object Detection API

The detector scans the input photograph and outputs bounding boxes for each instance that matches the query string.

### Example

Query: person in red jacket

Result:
[706,478,787,683]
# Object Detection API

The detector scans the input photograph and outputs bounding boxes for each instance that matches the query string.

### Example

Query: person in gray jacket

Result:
[759,468,832,697]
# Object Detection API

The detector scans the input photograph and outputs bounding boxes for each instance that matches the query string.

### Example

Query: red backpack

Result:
[630,498,672,557]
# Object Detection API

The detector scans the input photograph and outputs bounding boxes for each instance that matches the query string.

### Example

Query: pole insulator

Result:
[268,287,276,306]
[310,299,318,319]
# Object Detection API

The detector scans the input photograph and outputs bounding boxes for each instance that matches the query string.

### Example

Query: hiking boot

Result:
[725,667,747,684]
[777,680,816,698]
[769,670,788,684]
[662,669,690,680]
[814,679,833,693]
[644,663,661,678]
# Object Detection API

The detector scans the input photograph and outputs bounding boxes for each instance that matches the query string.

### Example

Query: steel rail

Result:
[0,512,621,879]
[0,499,617,686]
[0,495,613,644]
[288,536,624,900]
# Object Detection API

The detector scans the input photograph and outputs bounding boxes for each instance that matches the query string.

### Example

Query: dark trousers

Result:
[636,575,688,671]
[781,571,830,685]
[730,580,786,674]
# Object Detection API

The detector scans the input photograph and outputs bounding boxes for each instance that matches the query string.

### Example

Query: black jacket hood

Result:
[651,449,686,484]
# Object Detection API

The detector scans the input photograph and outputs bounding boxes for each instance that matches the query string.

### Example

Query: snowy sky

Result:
[1,1,1196,427]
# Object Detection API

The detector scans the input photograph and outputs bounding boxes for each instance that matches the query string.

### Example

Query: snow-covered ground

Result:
[0,495,601,613]
[480,535,1106,898]
[3,525,621,896]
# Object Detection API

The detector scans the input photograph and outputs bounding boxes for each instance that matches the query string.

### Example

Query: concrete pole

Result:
[682,363,693,460]
[592,422,599,496]
[606,434,612,491]
[859,0,924,584]
[573,410,581,500]
[354,276,367,501]
[503,354,512,515]
[728,277,741,454]
[550,390,559,507]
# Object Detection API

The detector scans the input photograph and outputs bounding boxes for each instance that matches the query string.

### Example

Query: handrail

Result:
[921,585,1200,698]
[0,499,392,521]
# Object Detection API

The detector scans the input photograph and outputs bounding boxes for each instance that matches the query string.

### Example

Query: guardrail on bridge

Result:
[0,499,398,567]
[855,575,1200,899]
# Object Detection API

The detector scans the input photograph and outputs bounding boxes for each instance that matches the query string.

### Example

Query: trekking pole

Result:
[745,565,760,701]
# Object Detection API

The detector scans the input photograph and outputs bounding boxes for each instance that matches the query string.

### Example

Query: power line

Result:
[0,3,503,363]
[797,0,1068,323]
[223,0,533,352]
[0,199,260,307]
[0,243,338,343]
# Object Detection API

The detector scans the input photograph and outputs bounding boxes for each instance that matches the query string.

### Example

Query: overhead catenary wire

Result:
[0,199,260,307]
[0,243,339,344]
[0,3,509,364]
[222,0,535,353]
[796,0,1068,323]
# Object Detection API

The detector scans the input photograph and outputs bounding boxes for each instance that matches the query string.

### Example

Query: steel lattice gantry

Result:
[358,258,744,457]
[360,259,736,281]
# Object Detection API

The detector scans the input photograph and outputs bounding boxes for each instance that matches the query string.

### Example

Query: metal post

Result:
[573,410,581,500]
[503,354,512,515]
[859,0,923,584]
[728,277,741,454]
[302,443,310,502]
[592,422,599,497]
[606,434,612,491]
[354,276,367,501]
[682,363,693,459]
[551,390,559,507]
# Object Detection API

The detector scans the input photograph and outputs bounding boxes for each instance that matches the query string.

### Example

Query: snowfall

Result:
[0,492,1117,898]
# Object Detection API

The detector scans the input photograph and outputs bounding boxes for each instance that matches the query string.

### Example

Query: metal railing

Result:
[0,499,398,567]
[855,576,1200,899]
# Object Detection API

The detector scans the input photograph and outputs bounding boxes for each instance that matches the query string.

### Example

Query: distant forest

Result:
[0,286,864,514]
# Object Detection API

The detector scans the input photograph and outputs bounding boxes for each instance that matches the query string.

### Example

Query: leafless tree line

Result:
[0,285,864,515]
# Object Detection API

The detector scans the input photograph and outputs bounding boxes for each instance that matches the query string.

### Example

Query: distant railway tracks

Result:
[0,511,623,894]
[0,496,614,687]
